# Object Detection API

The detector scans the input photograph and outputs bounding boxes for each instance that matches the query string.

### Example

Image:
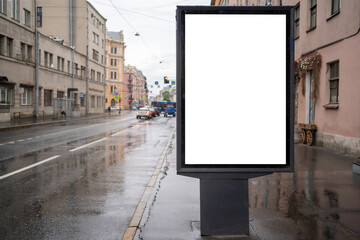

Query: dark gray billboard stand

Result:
[176,6,294,236]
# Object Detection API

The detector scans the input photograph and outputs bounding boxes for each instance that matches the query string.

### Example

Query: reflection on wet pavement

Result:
[249,144,360,240]
[0,116,176,239]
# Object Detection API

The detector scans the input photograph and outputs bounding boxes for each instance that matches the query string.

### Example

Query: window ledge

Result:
[323,103,339,109]
[306,26,316,33]
[327,11,340,21]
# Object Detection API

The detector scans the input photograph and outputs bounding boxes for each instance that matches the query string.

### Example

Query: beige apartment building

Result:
[37,0,107,114]
[0,0,107,121]
[0,0,36,121]
[212,0,360,155]
[105,31,126,110]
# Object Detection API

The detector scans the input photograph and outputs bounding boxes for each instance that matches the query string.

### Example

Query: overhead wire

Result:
[92,0,175,23]
[106,0,165,65]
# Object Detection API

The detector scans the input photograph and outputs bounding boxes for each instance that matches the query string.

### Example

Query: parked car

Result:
[149,107,157,117]
[153,107,160,116]
[136,107,151,119]
[164,106,176,117]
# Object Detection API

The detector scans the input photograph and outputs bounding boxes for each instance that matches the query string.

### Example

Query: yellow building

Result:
[105,31,126,109]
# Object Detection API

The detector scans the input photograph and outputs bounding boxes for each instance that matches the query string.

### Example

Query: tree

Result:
[162,91,171,101]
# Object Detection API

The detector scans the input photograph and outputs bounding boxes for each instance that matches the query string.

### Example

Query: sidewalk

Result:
[0,110,134,132]
[133,134,360,240]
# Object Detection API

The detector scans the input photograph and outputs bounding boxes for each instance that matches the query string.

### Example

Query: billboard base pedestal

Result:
[200,179,249,236]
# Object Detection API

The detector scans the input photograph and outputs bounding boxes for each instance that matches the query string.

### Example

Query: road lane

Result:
[0,115,176,239]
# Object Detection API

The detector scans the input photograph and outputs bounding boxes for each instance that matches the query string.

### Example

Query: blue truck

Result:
[164,106,176,117]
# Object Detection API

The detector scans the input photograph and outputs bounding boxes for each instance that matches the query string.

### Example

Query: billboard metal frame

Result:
[176,6,295,175]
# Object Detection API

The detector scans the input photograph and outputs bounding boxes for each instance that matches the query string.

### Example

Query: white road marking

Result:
[17,139,25,142]
[0,143,4,146]
[0,155,60,180]
[6,141,15,144]
[26,138,33,140]
[111,129,128,137]
[70,137,107,152]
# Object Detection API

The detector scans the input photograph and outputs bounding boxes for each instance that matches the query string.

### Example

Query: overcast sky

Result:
[88,0,210,97]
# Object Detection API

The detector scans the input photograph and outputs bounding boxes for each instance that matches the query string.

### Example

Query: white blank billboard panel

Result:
[185,14,286,165]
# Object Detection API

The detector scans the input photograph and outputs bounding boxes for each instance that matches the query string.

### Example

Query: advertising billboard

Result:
[176,6,294,174]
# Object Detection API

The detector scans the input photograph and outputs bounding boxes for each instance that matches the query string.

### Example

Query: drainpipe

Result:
[103,24,107,112]
[35,0,39,118]
[86,4,89,114]
[70,0,74,95]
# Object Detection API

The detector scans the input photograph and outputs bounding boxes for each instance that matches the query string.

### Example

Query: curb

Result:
[122,127,176,240]
[0,112,134,132]
[0,120,68,132]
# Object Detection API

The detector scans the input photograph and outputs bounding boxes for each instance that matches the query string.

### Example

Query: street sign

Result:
[171,81,176,86]
[114,95,119,101]
[18,87,24,94]
[80,92,84,99]
[155,81,159,85]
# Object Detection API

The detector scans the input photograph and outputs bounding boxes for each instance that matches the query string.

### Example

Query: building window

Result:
[57,57,64,71]
[44,89,52,106]
[92,32,99,44]
[97,72,101,82]
[44,51,48,67]
[91,95,95,108]
[114,47,117,54]
[92,49,99,61]
[23,8,30,27]
[111,86,113,93]
[110,72,113,79]
[6,37,13,57]
[11,0,19,20]
[21,42,26,60]
[67,60,70,73]
[0,35,4,55]
[74,63,78,76]
[81,94,85,107]
[1,0,6,14]
[114,59,117,66]
[331,0,340,15]
[37,7,42,27]
[74,93,78,105]
[49,53,53,67]
[21,87,32,105]
[329,61,339,103]
[309,0,316,29]
[0,86,13,105]
[294,4,300,38]
[91,69,95,80]
[111,47,113,53]
[81,66,85,78]
[97,96,101,107]
[57,91,64,98]
[110,58,113,66]
[26,45,32,62]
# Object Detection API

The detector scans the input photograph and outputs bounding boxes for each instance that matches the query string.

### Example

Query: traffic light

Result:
[164,76,169,84]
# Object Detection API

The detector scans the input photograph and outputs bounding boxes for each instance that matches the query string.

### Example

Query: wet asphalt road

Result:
[0,111,176,240]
